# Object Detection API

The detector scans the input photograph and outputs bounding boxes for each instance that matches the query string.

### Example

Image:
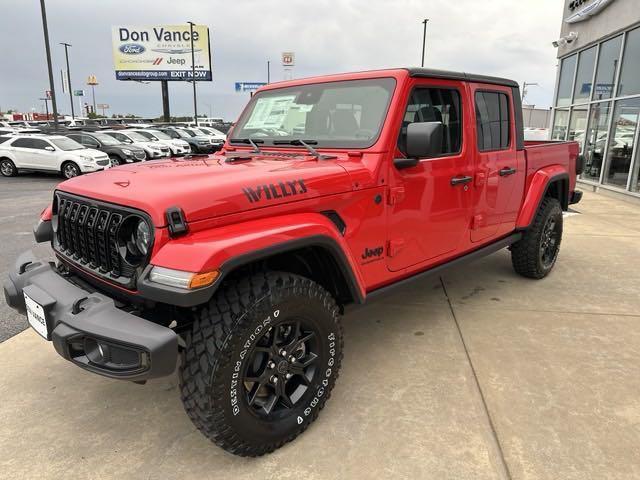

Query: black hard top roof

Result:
[406,68,519,88]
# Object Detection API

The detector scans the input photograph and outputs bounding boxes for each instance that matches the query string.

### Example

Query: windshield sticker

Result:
[243,179,307,203]
[243,96,296,130]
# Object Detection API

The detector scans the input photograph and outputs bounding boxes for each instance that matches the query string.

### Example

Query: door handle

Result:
[499,167,517,176]
[450,175,473,186]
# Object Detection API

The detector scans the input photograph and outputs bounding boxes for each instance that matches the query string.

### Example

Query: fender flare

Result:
[516,166,569,229]
[141,213,366,306]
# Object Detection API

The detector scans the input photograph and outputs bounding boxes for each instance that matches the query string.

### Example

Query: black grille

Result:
[54,194,144,287]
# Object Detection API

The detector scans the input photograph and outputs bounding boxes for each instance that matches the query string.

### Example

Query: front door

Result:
[386,82,474,272]
[469,87,520,242]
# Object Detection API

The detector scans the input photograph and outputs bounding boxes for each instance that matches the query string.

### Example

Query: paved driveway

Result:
[1,189,639,479]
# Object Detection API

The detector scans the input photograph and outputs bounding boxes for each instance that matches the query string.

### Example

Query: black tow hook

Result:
[71,297,88,315]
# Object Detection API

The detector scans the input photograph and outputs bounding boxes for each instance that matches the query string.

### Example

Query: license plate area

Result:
[22,285,56,341]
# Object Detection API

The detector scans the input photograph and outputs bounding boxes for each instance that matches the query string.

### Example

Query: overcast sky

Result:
[1,0,565,120]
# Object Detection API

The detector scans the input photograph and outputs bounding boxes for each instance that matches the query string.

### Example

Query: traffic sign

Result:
[73,89,85,96]
[235,82,267,93]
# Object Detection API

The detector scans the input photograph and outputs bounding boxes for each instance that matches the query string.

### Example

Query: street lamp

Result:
[39,0,59,130]
[187,21,198,126]
[421,19,429,67]
[60,42,74,120]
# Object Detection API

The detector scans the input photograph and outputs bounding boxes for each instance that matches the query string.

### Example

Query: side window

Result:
[475,91,510,151]
[11,138,37,149]
[30,139,51,150]
[82,135,99,147]
[67,134,82,144]
[398,88,462,156]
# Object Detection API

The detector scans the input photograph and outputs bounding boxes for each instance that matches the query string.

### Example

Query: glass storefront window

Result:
[617,27,640,97]
[573,46,597,103]
[582,102,611,182]
[593,35,622,101]
[551,109,569,140]
[556,55,577,107]
[603,98,640,188]
[568,106,588,150]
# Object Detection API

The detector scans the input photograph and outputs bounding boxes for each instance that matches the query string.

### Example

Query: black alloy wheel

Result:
[243,319,320,419]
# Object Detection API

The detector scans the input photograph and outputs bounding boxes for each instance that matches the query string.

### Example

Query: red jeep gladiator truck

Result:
[4,68,582,456]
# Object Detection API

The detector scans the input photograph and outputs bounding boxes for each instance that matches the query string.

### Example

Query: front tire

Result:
[61,161,80,179]
[0,158,17,177]
[109,155,123,166]
[511,197,563,279]
[179,272,343,457]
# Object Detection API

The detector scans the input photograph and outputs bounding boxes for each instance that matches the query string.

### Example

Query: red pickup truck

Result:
[4,68,582,456]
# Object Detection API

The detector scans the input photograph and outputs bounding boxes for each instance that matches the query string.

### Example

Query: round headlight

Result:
[134,220,151,255]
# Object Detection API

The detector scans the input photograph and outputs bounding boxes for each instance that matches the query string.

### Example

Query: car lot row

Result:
[0,125,226,179]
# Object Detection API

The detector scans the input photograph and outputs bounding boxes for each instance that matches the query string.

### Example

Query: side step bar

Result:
[365,233,522,302]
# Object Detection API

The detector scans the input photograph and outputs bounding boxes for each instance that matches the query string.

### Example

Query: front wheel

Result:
[61,161,80,179]
[511,197,563,279]
[0,158,17,177]
[109,155,123,166]
[179,272,344,457]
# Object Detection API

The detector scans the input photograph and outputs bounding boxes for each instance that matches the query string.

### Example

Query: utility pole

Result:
[60,42,74,120]
[267,60,271,83]
[39,0,59,130]
[421,19,429,67]
[522,82,540,104]
[187,21,198,126]
[39,97,50,119]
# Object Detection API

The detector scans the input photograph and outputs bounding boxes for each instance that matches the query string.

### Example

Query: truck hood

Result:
[56,154,353,226]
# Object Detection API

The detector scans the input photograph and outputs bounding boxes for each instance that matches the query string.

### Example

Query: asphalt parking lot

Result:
[1,179,640,479]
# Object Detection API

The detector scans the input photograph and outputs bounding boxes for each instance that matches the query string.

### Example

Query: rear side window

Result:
[475,91,510,151]
[398,88,462,156]
[0,136,10,144]
[11,138,50,149]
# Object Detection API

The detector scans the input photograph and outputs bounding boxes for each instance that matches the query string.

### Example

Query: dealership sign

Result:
[566,0,616,23]
[111,25,212,81]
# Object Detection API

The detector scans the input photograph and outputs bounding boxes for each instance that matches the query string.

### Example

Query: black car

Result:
[156,127,216,154]
[66,132,146,165]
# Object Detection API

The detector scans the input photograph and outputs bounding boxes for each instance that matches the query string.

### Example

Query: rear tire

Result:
[179,271,343,457]
[109,155,123,166]
[0,158,17,177]
[511,197,563,279]
[61,161,80,179]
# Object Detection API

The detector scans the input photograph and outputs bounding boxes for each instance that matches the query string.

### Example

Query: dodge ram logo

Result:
[243,179,307,203]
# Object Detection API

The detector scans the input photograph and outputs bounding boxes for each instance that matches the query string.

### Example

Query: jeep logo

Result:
[243,179,307,203]
[167,57,186,65]
[119,43,146,55]
[362,246,384,260]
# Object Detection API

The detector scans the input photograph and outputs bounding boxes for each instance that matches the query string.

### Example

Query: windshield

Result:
[231,78,396,148]
[51,137,85,151]
[126,131,152,142]
[147,130,171,140]
[93,133,120,145]
[172,129,190,138]
[182,129,198,137]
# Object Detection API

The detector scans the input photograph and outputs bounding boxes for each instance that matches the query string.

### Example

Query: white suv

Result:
[103,130,171,159]
[129,129,191,156]
[0,135,110,179]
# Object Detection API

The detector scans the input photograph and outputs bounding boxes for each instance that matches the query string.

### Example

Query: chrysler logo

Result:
[566,0,616,23]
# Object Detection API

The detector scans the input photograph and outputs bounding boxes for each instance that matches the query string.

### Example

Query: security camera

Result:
[552,38,567,48]
[565,31,578,44]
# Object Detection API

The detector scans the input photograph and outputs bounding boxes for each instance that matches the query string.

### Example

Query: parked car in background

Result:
[156,127,216,154]
[194,126,227,142]
[180,127,224,151]
[0,127,42,136]
[66,132,147,165]
[0,134,110,178]
[128,129,191,156]
[102,130,170,159]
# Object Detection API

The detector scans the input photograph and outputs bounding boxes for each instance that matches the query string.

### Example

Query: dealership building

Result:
[552,0,640,198]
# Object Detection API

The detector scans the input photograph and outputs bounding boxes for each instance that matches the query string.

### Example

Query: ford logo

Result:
[119,43,146,55]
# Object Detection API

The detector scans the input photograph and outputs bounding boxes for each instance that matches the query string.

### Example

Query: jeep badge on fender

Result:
[4,67,581,457]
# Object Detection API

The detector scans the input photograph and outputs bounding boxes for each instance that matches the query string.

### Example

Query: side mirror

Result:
[45,146,55,151]
[395,122,444,169]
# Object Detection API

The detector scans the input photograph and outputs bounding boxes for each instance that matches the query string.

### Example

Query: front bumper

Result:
[3,251,178,381]
[570,190,583,205]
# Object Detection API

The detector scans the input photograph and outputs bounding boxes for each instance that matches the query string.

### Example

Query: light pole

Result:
[522,82,540,104]
[187,21,198,126]
[267,60,271,83]
[39,0,59,129]
[421,19,429,67]
[60,42,74,119]
[87,75,98,115]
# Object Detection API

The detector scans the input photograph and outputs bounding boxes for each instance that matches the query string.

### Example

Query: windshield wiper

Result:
[230,137,264,153]
[272,139,337,160]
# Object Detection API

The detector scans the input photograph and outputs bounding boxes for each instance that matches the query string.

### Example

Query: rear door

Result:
[386,80,474,272]
[7,138,46,168]
[469,87,522,242]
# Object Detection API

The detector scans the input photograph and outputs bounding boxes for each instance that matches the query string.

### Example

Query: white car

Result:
[102,130,171,159]
[129,129,191,156]
[196,126,227,141]
[0,135,110,179]
[0,127,42,136]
